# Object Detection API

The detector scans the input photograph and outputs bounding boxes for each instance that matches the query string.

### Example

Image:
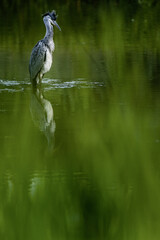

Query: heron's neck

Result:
[44,22,53,42]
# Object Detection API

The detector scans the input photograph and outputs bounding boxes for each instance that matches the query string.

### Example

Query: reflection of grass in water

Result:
[71,100,160,239]
[1,3,160,240]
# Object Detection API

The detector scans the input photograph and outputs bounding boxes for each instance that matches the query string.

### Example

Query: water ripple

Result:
[42,78,104,90]
[0,79,30,92]
[0,79,30,86]
[0,78,104,92]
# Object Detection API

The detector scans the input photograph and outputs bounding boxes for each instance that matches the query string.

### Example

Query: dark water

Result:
[1,1,160,239]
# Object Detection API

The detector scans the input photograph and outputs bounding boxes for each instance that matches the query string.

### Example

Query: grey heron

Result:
[29,10,61,85]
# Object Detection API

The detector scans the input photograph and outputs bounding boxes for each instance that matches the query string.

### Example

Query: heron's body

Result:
[29,11,60,85]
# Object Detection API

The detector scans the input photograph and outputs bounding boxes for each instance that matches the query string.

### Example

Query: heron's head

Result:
[42,10,61,31]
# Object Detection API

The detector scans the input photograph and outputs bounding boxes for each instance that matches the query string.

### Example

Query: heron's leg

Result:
[40,73,44,82]
[37,73,42,85]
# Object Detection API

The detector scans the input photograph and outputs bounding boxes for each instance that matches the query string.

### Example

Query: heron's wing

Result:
[29,40,47,80]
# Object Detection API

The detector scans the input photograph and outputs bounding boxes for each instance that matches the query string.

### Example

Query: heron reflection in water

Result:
[30,85,56,150]
[29,10,61,86]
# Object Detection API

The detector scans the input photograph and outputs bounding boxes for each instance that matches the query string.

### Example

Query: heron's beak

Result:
[53,20,61,31]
